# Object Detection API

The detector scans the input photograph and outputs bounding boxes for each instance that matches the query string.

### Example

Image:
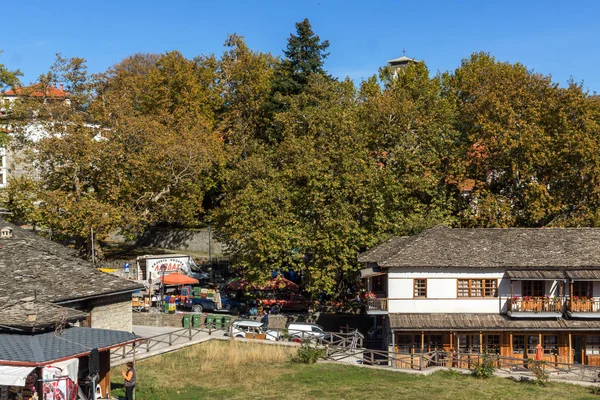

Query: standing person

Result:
[261,309,269,327]
[122,361,136,400]
[213,288,222,310]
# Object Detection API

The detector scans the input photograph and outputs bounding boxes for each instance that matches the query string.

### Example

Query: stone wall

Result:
[132,312,289,329]
[89,293,133,332]
[136,228,226,255]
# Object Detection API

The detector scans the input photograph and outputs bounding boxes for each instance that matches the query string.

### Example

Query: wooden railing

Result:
[508,297,562,312]
[366,298,388,312]
[567,298,600,312]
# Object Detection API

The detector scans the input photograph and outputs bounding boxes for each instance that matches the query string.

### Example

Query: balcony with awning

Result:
[505,270,564,318]
[565,270,600,318]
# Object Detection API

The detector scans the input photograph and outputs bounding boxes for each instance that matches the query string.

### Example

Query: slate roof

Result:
[357,236,411,263]
[389,313,600,331]
[362,225,600,268]
[0,218,143,330]
[0,327,140,365]
[0,301,87,331]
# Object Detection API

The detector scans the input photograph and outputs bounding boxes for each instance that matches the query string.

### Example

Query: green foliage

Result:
[293,339,326,364]
[528,359,549,385]
[589,386,600,396]
[471,354,496,379]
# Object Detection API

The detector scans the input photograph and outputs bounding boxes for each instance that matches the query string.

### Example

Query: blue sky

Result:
[3,0,600,92]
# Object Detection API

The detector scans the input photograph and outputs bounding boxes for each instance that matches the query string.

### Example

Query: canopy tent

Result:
[226,276,300,291]
[0,366,35,386]
[160,274,199,286]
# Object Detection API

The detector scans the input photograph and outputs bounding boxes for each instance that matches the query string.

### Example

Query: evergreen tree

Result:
[274,18,331,96]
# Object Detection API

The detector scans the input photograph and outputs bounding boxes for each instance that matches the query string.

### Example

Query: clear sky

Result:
[3,0,600,92]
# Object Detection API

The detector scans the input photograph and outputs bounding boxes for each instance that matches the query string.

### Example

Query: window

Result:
[458,334,480,353]
[371,276,384,292]
[457,279,497,297]
[414,279,427,297]
[484,335,501,354]
[573,281,593,298]
[543,335,558,354]
[522,280,544,297]
[586,336,600,355]
[512,335,525,354]
[514,335,539,355]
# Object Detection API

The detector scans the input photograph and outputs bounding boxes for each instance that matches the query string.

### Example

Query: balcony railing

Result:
[567,298,600,313]
[366,297,388,312]
[508,297,562,313]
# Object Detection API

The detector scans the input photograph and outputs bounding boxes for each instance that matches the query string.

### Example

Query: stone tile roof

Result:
[0,300,87,332]
[364,225,600,268]
[357,236,411,263]
[389,313,600,331]
[0,218,143,330]
[0,327,140,364]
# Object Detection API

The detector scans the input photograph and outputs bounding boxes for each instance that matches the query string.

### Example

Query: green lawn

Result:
[111,341,598,400]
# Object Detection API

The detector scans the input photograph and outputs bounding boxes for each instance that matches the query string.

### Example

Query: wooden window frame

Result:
[457,279,498,298]
[414,279,427,298]
[573,281,593,298]
[522,280,544,297]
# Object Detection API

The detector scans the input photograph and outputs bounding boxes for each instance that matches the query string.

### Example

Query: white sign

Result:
[146,257,191,281]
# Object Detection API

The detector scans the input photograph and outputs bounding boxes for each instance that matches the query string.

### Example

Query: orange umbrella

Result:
[535,343,544,361]
[161,274,199,286]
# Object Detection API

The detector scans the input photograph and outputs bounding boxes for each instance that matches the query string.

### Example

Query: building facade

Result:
[360,226,600,366]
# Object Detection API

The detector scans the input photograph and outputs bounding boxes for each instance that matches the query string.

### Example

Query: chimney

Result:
[59,83,63,91]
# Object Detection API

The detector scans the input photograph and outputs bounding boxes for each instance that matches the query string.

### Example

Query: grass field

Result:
[110,341,599,400]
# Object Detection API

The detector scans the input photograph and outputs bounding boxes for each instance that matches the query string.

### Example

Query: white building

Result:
[360,225,600,366]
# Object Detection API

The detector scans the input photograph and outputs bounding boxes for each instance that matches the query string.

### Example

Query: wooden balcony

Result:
[566,298,600,318]
[366,297,388,314]
[507,297,563,318]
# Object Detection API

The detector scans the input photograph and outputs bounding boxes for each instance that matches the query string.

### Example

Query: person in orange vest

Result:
[535,343,544,361]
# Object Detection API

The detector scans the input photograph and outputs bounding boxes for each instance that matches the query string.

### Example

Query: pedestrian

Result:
[213,288,222,310]
[122,361,136,400]
[261,309,269,327]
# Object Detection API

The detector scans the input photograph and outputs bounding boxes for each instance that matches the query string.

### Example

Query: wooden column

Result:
[568,332,572,365]
[421,331,425,353]
[509,332,513,358]
[99,350,111,398]
[479,331,483,354]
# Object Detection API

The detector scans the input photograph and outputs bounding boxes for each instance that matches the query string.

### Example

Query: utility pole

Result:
[91,227,96,267]
[208,224,213,282]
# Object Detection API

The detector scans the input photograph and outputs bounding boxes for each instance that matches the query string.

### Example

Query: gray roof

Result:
[390,313,600,331]
[0,301,87,331]
[364,225,600,268]
[357,236,410,263]
[0,218,143,330]
[388,56,415,64]
[0,327,140,365]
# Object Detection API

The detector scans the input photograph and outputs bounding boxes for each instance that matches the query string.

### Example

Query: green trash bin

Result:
[214,315,223,329]
[182,314,191,328]
[192,313,201,328]
[223,316,231,328]
[164,301,169,314]
[206,314,215,328]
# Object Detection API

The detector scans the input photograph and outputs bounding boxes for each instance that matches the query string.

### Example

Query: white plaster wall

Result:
[387,267,509,314]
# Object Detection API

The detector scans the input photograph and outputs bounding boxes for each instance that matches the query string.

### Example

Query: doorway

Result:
[573,336,583,364]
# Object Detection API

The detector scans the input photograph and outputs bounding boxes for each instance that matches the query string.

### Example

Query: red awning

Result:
[161,274,199,285]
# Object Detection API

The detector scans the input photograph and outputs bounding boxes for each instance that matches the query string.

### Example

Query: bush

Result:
[293,339,326,364]
[471,354,496,379]
[528,359,549,385]
[589,386,600,396]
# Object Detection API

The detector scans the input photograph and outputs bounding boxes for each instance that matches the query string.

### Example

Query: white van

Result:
[287,322,327,341]
[230,319,280,341]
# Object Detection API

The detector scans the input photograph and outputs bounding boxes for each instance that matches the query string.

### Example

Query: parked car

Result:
[287,322,328,342]
[180,292,246,315]
[229,319,280,341]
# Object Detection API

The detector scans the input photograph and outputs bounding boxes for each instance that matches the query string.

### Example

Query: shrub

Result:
[471,354,496,379]
[293,339,326,364]
[589,386,600,396]
[528,359,549,385]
